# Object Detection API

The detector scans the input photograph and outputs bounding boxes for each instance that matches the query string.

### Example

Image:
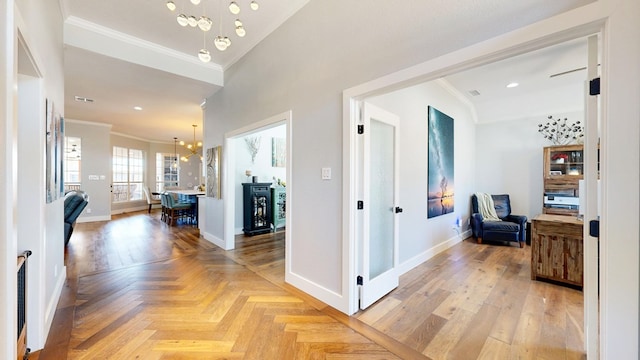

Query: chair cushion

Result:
[491,195,512,219]
[482,221,520,232]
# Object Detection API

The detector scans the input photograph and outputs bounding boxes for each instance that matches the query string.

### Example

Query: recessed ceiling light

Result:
[506,82,519,88]
[133,106,143,111]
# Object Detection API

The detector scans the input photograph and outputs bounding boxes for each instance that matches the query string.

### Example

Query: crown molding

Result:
[65,118,113,128]
[435,78,479,124]
[64,16,224,86]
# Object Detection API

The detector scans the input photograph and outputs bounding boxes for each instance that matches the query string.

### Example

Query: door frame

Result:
[342,13,605,358]
[223,111,292,259]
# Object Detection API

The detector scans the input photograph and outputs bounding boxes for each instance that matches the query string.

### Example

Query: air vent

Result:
[468,90,481,96]
[74,96,94,103]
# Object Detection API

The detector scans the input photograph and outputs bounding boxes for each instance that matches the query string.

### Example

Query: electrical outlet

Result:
[86,208,92,214]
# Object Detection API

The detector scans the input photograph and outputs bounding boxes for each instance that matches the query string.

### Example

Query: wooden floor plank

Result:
[447,303,502,360]
[34,211,585,360]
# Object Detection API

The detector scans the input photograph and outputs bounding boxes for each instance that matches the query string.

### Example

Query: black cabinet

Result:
[242,183,272,236]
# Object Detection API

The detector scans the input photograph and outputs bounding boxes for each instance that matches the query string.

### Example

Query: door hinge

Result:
[589,77,600,96]
[356,276,363,285]
[357,124,364,134]
[357,200,364,210]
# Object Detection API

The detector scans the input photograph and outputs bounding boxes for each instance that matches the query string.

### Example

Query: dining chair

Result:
[163,193,192,226]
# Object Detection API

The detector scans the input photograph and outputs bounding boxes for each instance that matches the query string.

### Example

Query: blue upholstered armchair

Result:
[64,190,89,245]
[471,194,527,248]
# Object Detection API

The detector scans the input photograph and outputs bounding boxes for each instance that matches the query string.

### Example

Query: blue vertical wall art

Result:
[427,106,454,218]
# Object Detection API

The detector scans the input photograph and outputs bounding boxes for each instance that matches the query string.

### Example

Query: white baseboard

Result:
[397,230,472,276]
[77,215,111,223]
[111,206,148,215]
[42,265,66,347]
[286,271,348,314]
[202,231,229,250]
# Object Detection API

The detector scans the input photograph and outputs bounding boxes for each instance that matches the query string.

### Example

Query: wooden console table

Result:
[530,214,584,289]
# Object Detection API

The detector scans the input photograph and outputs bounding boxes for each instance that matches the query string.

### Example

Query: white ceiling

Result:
[60,0,590,142]
[443,37,590,123]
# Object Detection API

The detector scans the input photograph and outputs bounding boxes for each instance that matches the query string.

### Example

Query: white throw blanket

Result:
[475,193,501,222]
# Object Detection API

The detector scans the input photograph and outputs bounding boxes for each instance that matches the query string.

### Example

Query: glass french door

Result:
[360,102,400,310]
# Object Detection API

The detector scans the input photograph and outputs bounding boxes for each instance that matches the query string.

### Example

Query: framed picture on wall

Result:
[271,137,285,167]
[45,99,64,203]
[206,146,222,199]
[427,106,454,218]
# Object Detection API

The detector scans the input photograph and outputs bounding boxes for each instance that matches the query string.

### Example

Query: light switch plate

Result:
[321,167,331,180]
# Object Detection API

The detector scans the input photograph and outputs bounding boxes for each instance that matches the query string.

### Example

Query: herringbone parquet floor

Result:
[34,210,585,359]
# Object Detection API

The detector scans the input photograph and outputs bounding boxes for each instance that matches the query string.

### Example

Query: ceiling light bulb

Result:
[190,0,201,4]
[198,49,211,62]
[198,16,212,31]
[179,140,185,146]
[234,19,243,27]
[197,141,203,147]
[214,36,229,51]
[187,16,198,27]
[133,106,143,111]
[235,25,246,37]
[250,1,259,10]
[229,1,240,15]
[506,82,519,88]
[166,1,176,11]
[177,14,189,26]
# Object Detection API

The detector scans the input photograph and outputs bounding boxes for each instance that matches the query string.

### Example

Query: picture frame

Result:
[45,99,64,203]
[271,137,285,167]
[427,106,454,218]
[206,146,222,199]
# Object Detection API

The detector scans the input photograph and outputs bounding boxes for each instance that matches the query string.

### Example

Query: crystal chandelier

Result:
[179,124,203,162]
[165,0,260,63]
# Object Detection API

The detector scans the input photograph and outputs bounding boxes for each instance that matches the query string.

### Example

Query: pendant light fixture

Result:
[179,124,203,162]
[164,0,260,62]
[173,137,179,169]
[198,32,211,62]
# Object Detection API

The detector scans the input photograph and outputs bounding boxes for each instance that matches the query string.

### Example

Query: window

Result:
[64,137,82,192]
[155,153,179,192]
[112,146,144,203]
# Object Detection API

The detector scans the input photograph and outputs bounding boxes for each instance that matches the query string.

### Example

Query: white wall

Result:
[234,125,286,233]
[367,80,476,265]
[475,111,583,219]
[65,120,112,222]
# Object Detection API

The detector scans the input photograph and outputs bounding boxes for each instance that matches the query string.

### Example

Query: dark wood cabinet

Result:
[242,183,272,236]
